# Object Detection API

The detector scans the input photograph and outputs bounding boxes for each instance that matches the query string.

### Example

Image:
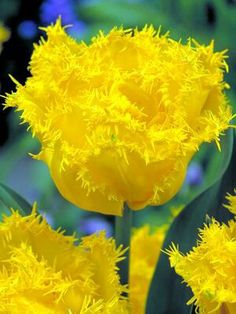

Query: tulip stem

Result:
[115,203,132,296]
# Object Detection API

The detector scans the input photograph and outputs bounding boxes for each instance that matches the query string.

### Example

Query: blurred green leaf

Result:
[146,129,235,314]
[0,183,32,217]
[188,131,234,200]
[190,304,197,314]
[79,0,167,29]
[0,0,19,20]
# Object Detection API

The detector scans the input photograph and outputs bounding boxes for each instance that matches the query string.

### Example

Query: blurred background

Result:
[0,0,235,236]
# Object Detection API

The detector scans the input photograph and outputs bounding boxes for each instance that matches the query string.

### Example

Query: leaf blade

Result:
[0,183,32,217]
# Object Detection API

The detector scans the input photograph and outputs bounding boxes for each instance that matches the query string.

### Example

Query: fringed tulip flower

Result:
[167,194,236,314]
[0,206,128,313]
[5,19,233,215]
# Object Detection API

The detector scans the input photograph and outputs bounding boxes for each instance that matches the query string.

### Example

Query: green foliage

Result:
[79,0,160,25]
[0,0,19,20]
[78,0,171,41]
[0,182,32,216]
[146,129,235,313]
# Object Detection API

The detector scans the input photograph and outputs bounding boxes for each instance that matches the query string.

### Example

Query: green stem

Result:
[115,203,133,295]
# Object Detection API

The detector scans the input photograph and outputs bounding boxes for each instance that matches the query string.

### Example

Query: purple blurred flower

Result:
[17,20,38,39]
[40,0,86,37]
[185,161,203,186]
[79,217,113,237]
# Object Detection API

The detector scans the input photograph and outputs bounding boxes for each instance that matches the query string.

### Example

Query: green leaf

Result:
[190,304,197,314]
[146,129,235,314]
[0,183,32,217]
[0,0,19,20]
[79,0,167,28]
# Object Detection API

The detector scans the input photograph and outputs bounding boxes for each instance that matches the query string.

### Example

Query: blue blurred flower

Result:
[17,20,38,39]
[185,161,203,186]
[67,20,86,37]
[40,0,86,37]
[79,217,113,237]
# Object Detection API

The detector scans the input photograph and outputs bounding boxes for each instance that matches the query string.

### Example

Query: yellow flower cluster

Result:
[167,194,236,314]
[0,206,128,313]
[130,225,166,314]
[0,205,170,313]
[5,19,232,215]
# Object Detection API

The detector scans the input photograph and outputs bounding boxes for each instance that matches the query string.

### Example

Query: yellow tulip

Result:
[167,194,236,314]
[5,19,232,215]
[0,206,128,313]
